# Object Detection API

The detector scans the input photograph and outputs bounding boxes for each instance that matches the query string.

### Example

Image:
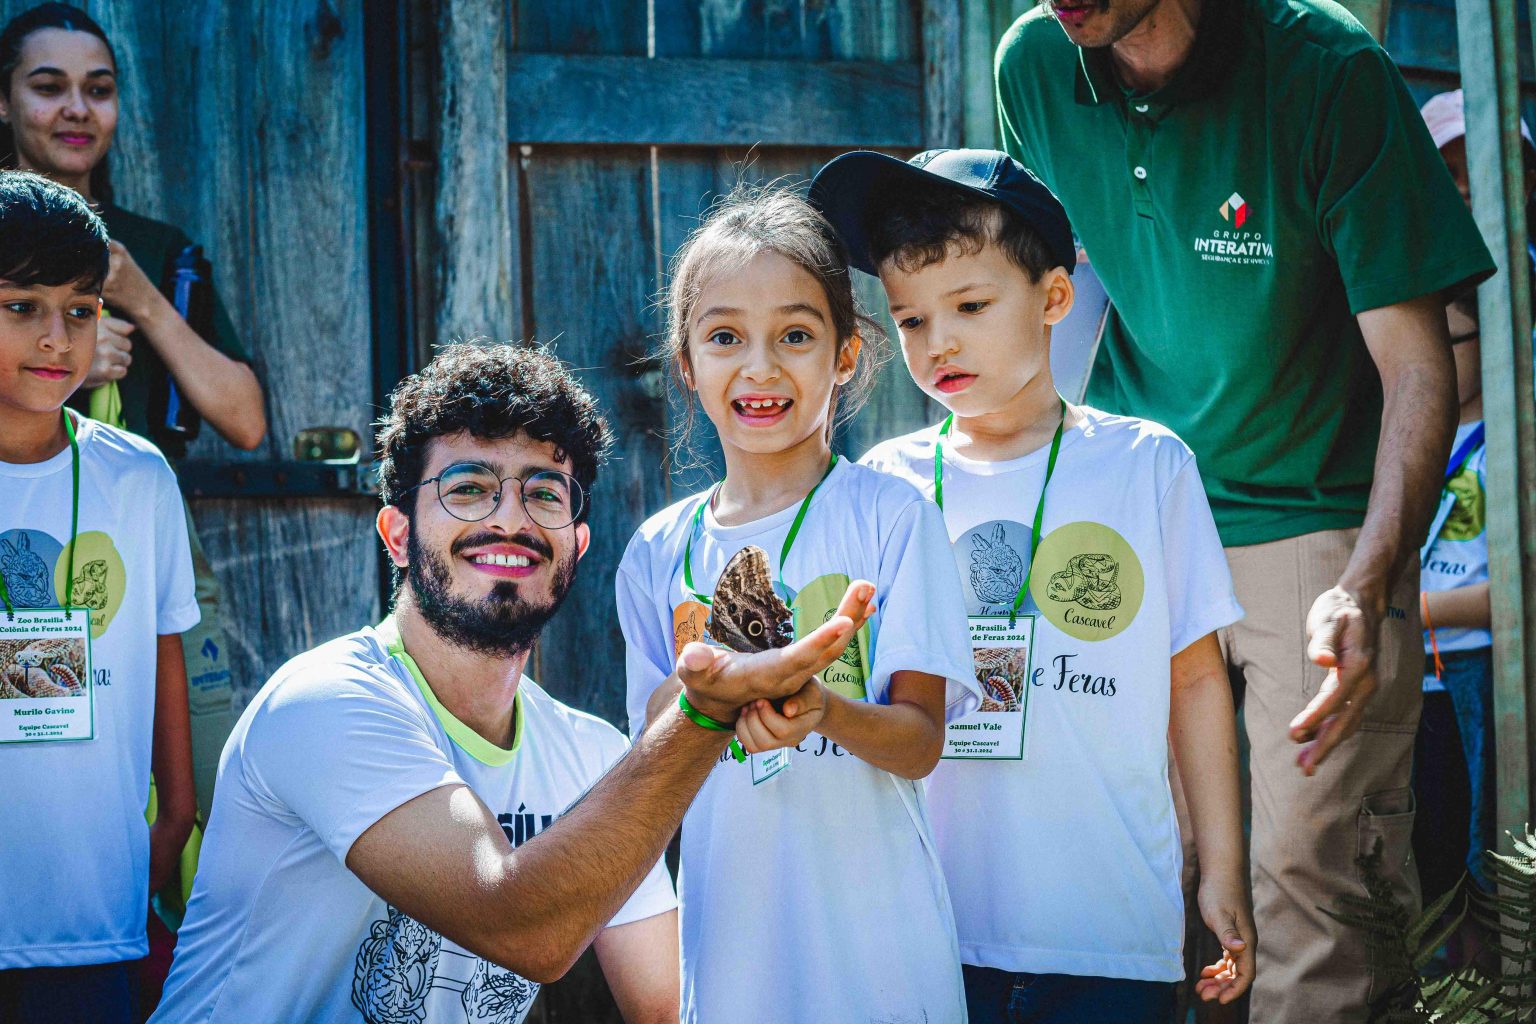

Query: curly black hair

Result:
[376,343,613,522]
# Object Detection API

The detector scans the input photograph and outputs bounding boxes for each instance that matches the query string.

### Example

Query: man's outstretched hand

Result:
[1291,585,1382,775]
[676,580,875,723]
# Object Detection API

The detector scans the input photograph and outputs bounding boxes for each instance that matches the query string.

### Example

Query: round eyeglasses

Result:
[400,462,586,529]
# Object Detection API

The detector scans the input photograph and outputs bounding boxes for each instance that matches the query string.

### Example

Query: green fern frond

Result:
[1330,824,1536,1022]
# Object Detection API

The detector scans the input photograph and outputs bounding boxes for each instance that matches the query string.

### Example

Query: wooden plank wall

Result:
[406,1,951,1017]
[409,0,952,735]
[3,1,379,708]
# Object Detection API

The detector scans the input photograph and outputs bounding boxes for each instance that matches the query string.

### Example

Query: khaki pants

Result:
[1221,529,1422,1023]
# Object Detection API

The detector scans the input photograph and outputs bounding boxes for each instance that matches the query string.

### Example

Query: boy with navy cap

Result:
[815,149,1255,1022]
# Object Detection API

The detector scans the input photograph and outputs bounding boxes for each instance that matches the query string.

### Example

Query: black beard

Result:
[405,530,578,658]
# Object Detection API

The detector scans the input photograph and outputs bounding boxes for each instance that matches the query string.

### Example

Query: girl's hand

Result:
[1194,878,1256,1004]
[102,240,160,321]
[734,679,827,754]
[87,315,134,387]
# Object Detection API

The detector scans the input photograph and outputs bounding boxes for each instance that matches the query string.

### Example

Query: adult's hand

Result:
[102,239,160,322]
[100,238,270,450]
[1289,294,1456,776]
[676,579,873,723]
[1290,586,1380,775]
[85,315,133,387]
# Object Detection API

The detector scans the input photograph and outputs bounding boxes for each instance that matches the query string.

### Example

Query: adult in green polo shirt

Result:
[996,0,1494,1020]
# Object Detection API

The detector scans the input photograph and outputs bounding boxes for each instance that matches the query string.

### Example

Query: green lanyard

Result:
[0,410,80,620]
[934,397,1065,628]
[682,453,838,605]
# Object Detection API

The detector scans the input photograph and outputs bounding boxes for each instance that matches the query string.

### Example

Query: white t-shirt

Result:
[0,418,198,969]
[618,458,978,1024]
[151,624,675,1024]
[1422,420,1490,658]
[862,406,1243,982]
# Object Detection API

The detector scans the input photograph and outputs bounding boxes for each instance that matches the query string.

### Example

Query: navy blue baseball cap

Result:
[810,148,1075,277]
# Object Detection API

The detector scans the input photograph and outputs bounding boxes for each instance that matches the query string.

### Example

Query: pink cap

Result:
[1421,88,1534,151]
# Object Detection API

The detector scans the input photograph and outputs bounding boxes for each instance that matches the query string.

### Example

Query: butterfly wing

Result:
[708,546,794,653]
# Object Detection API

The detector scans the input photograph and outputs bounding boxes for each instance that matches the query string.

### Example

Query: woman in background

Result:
[0,2,263,451]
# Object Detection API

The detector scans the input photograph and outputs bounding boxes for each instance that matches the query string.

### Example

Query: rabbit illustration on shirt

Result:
[0,535,55,607]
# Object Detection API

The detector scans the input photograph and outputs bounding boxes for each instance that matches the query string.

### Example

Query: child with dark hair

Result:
[816,149,1254,1022]
[0,169,198,1024]
[619,183,978,1022]
[0,6,261,917]
[0,2,264,453]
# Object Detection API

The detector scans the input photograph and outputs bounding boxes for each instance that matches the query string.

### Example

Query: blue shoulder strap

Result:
[1444,424,1485,483]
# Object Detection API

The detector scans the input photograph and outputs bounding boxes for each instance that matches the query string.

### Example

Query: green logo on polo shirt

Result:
[1029,522,1144,641]
[1194,189,1273,267]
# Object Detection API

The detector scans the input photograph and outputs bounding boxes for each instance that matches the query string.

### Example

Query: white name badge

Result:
[942,614,1036,760]
[750,747,791,785]
[0,607,94,743]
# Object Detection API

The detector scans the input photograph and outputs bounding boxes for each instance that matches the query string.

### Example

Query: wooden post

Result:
[961,0,1001,149]
[1457,0,1535,836]
[436,0,516,345]
[923,0,964,149]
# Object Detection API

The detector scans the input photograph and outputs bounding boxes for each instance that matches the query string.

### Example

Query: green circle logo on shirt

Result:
[1440,466,1485,542]
[792,573,869,700]
[54,531,125,639]
[1028,522,1143,641]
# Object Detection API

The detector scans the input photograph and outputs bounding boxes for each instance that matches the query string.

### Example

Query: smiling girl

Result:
[617,185,979,1023]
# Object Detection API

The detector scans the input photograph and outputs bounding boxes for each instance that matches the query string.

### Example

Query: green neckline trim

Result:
[385,627,524,766]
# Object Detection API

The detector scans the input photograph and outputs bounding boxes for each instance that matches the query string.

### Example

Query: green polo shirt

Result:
[996,0,1494,546]
[67,203,248,460]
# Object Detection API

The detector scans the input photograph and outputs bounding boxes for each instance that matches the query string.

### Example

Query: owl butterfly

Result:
[708,546,794,653]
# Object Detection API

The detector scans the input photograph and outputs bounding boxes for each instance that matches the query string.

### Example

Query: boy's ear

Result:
[836,333,862,386]
[1040,267,1075,328]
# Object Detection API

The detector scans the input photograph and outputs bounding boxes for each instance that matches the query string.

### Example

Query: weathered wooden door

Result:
[0,0,381,709]
[395,0,967,732]
[380,2,965,1015]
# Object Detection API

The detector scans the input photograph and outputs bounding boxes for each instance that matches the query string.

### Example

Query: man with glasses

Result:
[151,344,875,1024]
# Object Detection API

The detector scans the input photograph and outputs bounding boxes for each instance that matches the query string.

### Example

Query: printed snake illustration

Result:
[1047,553,1122,611]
